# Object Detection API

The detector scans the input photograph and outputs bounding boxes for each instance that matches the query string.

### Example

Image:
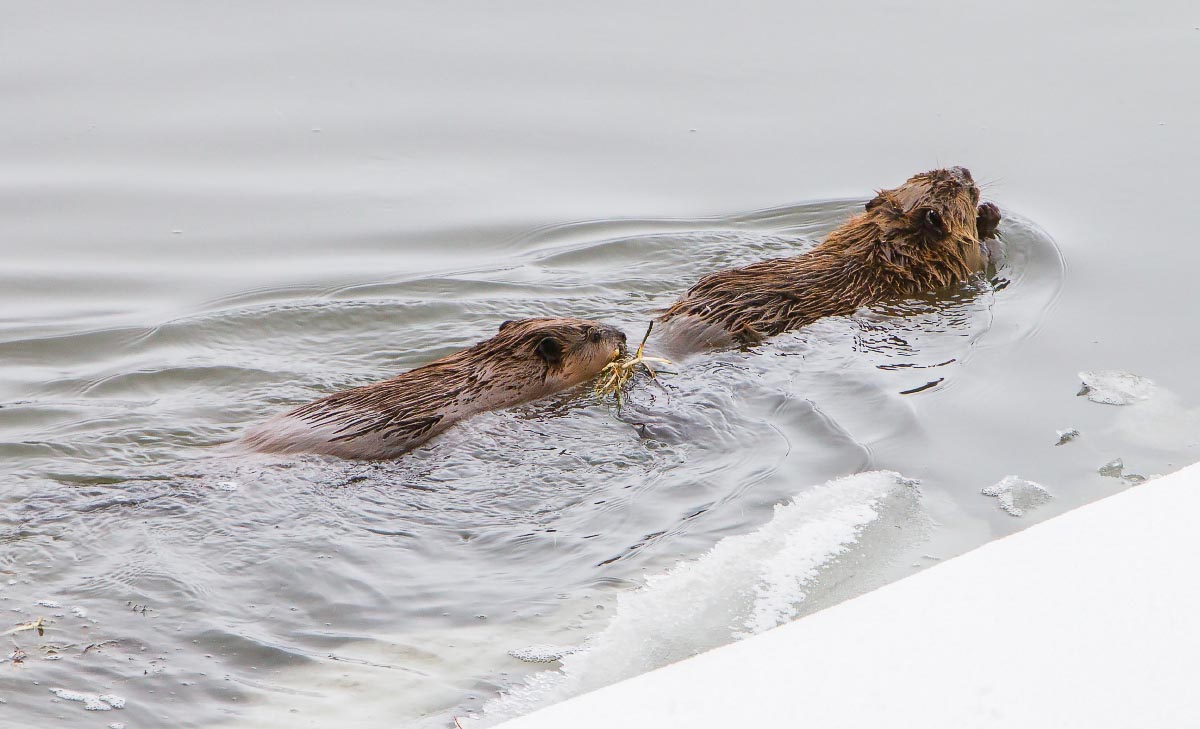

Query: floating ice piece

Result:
[1077,370,1155,405]
[70,606,88,619]
[49,689,108,711]
[982,476,1052,517]
[1055,428,1080,446]
[1098,459,1148,484]
[108,724,126,729]
[215,481,239,492]
[509,645,581,663]
[48,688,125,711]
[34,600,61,609]
[1099,458,1124,478]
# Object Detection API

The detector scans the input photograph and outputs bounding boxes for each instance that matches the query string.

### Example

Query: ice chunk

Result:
[982,476,1051,517]
[1077,370,1155,405]
[49,689,109,711]
[1098,459,1124,478]
[48,688,125,711]
[1098,459,1148,484]
[508,645,580,663]
[1055,428,1080,446]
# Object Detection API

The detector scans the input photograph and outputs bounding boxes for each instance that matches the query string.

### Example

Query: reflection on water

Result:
[1,197,1071,727]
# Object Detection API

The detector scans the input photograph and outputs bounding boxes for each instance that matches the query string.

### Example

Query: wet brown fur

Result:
[242,317,626,459]
[660,167,1001,346]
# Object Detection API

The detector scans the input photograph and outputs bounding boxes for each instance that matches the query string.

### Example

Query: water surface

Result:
[2,2,1198,727]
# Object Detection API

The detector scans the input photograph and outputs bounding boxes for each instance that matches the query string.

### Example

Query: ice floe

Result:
[1077,370,1155,405]
[982,475,1051,517]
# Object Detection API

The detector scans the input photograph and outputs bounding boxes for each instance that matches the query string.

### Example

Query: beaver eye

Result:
[535,336,564,364]
[587,328,602,343]
[922,208,944,232]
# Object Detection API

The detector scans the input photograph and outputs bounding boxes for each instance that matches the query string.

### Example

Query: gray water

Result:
[2,2,1199,728]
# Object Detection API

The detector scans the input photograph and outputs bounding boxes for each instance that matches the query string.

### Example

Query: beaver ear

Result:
[920,207,945,235]
[499,319,520,332]
[535,336,564,364]
[865,193,886,212]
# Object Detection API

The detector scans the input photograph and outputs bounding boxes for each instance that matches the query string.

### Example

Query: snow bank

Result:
[497,462,1200,729]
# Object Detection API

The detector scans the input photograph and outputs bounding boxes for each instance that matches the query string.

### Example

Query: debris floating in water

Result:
[1055,428,1080,446]
[594,322,674,407]
[2,616,45,637]
[1077,370,1155,405]
[982,476,1051,517]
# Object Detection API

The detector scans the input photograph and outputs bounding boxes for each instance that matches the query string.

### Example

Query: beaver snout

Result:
[949,166,974,184]
[609,327,629,357]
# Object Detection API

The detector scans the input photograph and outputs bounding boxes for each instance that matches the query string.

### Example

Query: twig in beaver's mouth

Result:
[594,322,674,408]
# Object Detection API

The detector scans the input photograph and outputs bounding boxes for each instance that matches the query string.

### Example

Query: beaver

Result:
[241,317,627,460]
[657,166,1001,352]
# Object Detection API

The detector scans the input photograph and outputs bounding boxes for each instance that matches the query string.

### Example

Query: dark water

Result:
[3,2,1198,728]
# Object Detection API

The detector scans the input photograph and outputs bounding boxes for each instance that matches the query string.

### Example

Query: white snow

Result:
[495,462,1200,729]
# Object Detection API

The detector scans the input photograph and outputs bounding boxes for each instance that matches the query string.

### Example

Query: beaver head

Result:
[857,166,987,265]
[493,317,628,393]
[837,165,998,286]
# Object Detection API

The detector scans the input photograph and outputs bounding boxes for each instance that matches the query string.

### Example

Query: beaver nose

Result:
[950,166,974,184]
[610,328,629,355]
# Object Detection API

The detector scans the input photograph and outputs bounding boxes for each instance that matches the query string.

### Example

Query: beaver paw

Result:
[976,202,1001,240]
